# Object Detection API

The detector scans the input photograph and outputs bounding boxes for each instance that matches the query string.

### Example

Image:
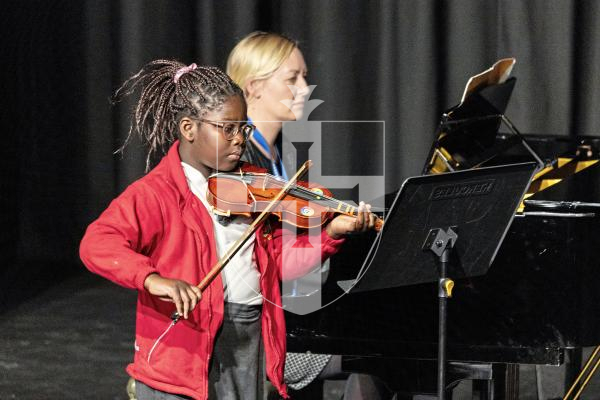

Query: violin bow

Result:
[171,160,313,323]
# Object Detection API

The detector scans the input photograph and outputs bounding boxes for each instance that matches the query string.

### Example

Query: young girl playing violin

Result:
[79,59,376,400]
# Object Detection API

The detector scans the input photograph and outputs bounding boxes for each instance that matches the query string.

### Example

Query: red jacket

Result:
[79,141,344,399]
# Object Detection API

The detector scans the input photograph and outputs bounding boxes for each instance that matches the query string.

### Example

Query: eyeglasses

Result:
[198,119,255,141]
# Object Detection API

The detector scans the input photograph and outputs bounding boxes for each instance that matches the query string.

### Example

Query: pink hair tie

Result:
[173,63,198,83]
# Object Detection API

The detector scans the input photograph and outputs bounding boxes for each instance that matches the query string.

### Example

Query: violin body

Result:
[207,171,383,230]
[207,172,336,229]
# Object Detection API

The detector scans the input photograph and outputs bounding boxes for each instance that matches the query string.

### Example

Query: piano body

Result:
[284,77,600,398]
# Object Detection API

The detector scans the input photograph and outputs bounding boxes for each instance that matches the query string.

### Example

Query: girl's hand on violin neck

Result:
[143,273,202,319]
[326,201,376,240]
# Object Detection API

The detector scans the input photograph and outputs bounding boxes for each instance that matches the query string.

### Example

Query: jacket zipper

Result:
[205,285,213,398]
[265,312,286,396]
[258,233,283,392]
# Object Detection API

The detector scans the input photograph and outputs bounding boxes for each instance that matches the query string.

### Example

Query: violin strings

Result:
[245,172,357,215]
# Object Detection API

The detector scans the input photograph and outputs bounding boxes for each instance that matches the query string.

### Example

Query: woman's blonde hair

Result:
[226,31,298,95]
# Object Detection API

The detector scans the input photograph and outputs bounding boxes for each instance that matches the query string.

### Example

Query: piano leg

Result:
[534,348,585,399]
[563,348,582,395]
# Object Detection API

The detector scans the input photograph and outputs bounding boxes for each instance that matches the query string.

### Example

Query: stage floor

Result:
[1,272,599,399]
[0,273,136,399]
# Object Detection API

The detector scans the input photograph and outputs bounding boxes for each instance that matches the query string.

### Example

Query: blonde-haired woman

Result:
[227,31,308,179]
[227,32,392,400]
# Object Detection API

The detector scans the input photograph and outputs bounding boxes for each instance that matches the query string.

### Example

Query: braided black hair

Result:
[112,59,243,171]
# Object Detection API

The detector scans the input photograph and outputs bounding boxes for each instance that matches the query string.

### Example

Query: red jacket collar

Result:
[165,140,193,200]
[162,141,269,235]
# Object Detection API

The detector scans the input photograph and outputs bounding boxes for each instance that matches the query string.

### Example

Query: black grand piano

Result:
[284,71,600,399]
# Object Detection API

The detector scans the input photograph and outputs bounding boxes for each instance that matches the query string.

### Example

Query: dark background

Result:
[1,0,599,310]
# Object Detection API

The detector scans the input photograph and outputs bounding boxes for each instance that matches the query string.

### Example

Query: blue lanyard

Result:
[248,118,288,180]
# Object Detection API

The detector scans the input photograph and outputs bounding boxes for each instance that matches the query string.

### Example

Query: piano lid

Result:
[423,58,518,175]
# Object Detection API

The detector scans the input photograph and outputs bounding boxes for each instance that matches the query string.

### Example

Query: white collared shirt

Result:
[181,162,262,305]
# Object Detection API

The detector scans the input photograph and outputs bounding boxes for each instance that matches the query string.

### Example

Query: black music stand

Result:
[338,162,537,400]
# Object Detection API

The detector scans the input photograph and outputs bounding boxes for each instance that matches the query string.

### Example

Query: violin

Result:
[206,170,384,231]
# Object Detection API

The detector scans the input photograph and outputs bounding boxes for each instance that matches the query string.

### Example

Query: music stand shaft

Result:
[438,247,450,400]
[423,226,457,400]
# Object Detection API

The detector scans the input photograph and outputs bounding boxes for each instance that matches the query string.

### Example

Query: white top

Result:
[181,162,262,305]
